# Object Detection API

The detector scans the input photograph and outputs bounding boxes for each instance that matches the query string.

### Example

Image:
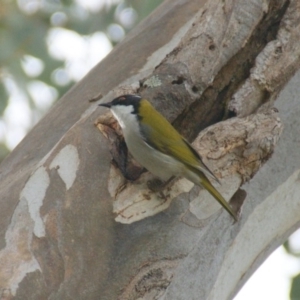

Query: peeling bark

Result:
[97,108,282,224]
[0,0,300,299]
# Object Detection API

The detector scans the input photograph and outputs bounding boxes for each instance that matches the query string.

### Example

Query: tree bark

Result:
[1,0,300,299]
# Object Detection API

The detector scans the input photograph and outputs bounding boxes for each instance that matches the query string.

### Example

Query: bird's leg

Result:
[147,176,176,193]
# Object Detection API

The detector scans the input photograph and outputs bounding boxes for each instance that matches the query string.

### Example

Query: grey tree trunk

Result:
[1,0,300,299]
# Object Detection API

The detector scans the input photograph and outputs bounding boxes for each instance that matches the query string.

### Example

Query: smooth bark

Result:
[0,0,300,299]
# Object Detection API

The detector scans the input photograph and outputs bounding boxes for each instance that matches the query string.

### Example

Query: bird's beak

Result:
[99,102,112,108]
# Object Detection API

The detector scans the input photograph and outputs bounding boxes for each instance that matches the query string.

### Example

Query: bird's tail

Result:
[189,168,238,221]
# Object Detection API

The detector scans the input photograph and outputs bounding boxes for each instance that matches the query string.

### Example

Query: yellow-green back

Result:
[138,99,207,171]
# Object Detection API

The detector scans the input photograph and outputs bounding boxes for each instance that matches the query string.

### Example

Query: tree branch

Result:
[0,0,299,299]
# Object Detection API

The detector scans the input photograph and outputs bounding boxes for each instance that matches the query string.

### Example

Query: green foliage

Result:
[130,0,165,20]
[284,238,300,257]
[284,237,300,300]
[0,0,163,159]
[290,274,300,300]
[0,142,9,162]
[0,81,8,115]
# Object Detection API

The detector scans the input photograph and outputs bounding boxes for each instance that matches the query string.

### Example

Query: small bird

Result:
[100,94,237,221]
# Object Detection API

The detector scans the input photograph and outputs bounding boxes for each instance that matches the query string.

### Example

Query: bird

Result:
[99,94,238,221]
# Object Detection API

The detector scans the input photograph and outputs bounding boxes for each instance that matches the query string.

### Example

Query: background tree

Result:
[0,0,300,299]
[0,0,163,159]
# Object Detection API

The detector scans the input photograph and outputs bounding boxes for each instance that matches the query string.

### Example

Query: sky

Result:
[235,244,300,300]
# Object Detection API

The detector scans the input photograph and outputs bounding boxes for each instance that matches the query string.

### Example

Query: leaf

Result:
[0,81,8,115]
[290,273,300,300]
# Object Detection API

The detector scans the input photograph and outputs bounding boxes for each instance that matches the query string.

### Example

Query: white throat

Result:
[111,105,138,131]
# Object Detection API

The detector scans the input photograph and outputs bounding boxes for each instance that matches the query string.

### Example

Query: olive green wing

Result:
[139,99,218,181]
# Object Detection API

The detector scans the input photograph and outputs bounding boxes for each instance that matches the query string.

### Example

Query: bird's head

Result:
[99,94,142,129]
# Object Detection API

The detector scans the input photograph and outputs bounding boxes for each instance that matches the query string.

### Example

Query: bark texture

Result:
[1,0,300,299]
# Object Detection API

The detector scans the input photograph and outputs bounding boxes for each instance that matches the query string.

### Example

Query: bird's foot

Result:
[147,176,175,193]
